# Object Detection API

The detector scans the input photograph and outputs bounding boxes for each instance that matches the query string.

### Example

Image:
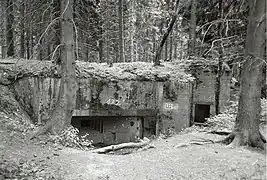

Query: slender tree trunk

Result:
[135,42,138,62]
[261,42,266,98]
[52,0,61,63]
[106,19,112,65]
[25,0,30,59]
[174,22,178,60]
[169,31,173,61]
[98,38,103,63]
[164,1,170,62]
[6,0,14,57]
[227,0,266,149]
[26,28,30,59]
[164,38,168,61]
[174,39,177,59]
[19,2,25,58]
[129,0,135,62]
[188,0,196,56]
[118,0,124,62]
[0,0,6,58]
[262,64,266,98]
[154,0,180,66]
[30,28,34,58]
[215,0,223,115]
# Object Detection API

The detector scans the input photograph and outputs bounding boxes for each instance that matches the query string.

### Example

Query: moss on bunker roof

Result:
[0,59,194,82]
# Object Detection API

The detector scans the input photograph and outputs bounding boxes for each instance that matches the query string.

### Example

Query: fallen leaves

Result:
[0,158,62,179]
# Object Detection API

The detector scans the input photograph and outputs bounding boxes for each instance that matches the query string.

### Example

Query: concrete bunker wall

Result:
[193,68,231,122]
[12,77,193,144]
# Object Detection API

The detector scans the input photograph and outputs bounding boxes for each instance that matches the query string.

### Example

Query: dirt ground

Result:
[0,128,266,180]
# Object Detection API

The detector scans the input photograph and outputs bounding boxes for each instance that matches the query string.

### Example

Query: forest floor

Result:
[0,125,266,180]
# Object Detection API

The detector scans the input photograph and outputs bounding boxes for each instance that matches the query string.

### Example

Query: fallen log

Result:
[91,137,150,154]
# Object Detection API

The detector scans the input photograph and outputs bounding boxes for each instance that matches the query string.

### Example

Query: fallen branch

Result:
[174,138,216,148]
[207,130,231,136]
[0,62,15,64]
[91,137,150,154]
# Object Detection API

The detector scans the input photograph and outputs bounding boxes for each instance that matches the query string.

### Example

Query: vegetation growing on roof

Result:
[0,59,195,84]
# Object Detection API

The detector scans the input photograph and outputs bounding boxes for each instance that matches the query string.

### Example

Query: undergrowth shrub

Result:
[48,126,93,149]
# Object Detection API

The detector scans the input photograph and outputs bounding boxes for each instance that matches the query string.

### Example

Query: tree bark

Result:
[6,0,14,57]
[215,0,223,115]
[49,0,77,133]
[118,0,124,62]
[262,64,266,98]
[19,1,25,58]
[188,0,196,56]
[26,28,30,59]
[154,0,180,66]
[129,0,135,62]
[169,31,173,61]
[52,0,61,63]
[0,0,6,58]
[228,0,266,149]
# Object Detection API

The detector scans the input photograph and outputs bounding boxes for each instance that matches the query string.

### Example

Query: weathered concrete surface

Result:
[74,79,158,114]
[12,77,60,124]
[160,82,193,133]
[13,76,193,144]
[192,67,231,117]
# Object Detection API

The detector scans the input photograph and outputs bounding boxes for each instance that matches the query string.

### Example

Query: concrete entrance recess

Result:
[194,104,210,123]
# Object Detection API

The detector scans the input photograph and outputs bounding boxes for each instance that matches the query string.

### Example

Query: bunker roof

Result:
[0,59,194,84]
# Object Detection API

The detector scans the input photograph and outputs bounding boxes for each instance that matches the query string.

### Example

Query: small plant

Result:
[48,126,93,149]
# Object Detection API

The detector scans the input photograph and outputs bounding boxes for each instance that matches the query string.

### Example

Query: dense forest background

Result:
[0,0,256,66]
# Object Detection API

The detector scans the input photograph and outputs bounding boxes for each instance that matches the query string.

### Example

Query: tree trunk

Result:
[0,0,6,58]
[135,42,138,62]
[154,0,180,66]
[98,37,104,63]
[52,0,61,63]
[188,0,196,56]
[228,0,266,149]
[30,28,34,58]
[31,0,77,137]
[118,0,124,62]
[6,0,14,57]
[49,0,77,133]
[261,40,266,99]
[215,0,223,115]
[26,28,30,59]
[262,64,266,98]
[164,38,168,61]
[129,0,135,62]
[169,31,173,61]
[164,1,170,62]
[19,1,25,58]
[98,13,104,63]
